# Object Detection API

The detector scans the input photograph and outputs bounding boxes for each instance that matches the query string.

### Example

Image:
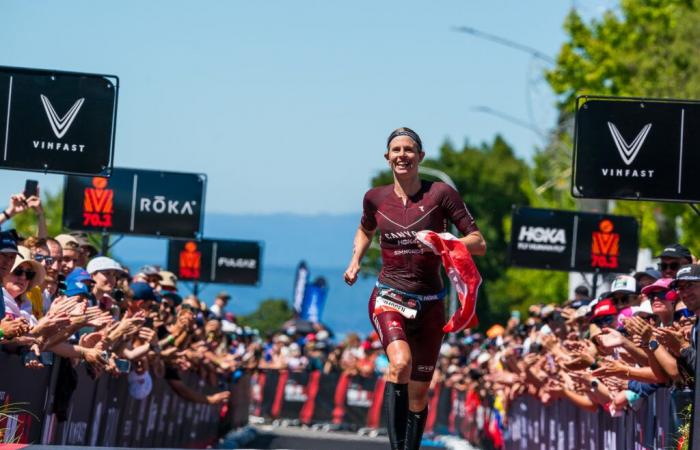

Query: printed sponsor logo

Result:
[417,365,434,372]
[516,226,567,253]
[139,196,196,215]
[347,384,372,407]
[284,380,308,402]
[217,257,257,269]
[179,241,201,279]
[600,122,655,178]
[34,95,87,153]
[591,219,619,269]
[83,176,113,227]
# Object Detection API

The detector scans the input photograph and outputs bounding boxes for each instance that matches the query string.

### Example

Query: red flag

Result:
[416,230,482,332]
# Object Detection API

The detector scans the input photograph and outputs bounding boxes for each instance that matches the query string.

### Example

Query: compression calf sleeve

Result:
[404,407,428,450]
[384,381,408,450]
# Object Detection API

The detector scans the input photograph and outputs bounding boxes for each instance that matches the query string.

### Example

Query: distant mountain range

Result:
[112,212,376,335]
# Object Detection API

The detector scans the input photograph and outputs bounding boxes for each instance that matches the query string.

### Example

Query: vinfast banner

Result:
[167,238,262,286]
[509,206,639,273]
[573,96,700,202]
[0,66,118,176]
[63,168,206,239]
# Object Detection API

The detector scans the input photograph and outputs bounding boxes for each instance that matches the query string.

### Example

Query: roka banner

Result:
[0,66,117,176]
[509,206,639,273]
[63,168,206,239]
[167,238,262,286]
[573,96,700,203]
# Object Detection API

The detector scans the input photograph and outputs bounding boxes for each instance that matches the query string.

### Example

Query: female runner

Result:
[344,127,486,450]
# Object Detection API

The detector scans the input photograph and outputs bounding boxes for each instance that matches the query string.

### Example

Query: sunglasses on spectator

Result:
[34,254,54,265]
[591,316,615,328]
[674,309,694,321]
[658,262,681,271]
[12,267,36,280]
[180,304,197,312]
[648,291,672,301]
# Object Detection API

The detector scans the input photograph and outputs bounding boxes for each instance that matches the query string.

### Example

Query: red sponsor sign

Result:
[179,241,201,279]
[82,177,113,228]
[591,219,620,269]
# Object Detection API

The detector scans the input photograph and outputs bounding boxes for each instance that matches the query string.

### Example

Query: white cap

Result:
[632,300,655,317]
[87,256,124,274]
[128,370,153,400]
[611,275,636,294]
[476,353,491,366]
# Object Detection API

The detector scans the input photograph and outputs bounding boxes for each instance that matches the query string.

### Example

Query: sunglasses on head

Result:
[12,267,36,280]
[659,262,681,271]
[180,303,197,312]
[34,254,54,265]
[674,309,694,321]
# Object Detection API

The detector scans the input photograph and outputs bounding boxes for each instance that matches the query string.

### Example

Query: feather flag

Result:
[416,230,482,332]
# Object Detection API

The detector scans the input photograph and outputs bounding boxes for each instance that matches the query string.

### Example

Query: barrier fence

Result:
[251,370,685,450]
[0,352,249,447]
[1,356,686,449]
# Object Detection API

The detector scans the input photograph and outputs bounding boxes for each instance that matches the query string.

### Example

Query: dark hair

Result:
[574,285,589,296]
[387,127,423,152]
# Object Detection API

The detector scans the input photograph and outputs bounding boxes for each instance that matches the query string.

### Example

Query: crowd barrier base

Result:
[0,352,249,447]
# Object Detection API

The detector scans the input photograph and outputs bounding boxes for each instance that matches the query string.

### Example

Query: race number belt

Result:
[373,283,445,319]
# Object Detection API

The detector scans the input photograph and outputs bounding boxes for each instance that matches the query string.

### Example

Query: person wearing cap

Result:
[125,281,160,316]
[55,234,81,277]
[210,291,230,319]
[2,246,46,326]
[69,232,98,268]
[609,275,638,310]
[657,243,693,279]
[590,298,618,329]
[640,278,677,327]
[634,267,661,290]
[21,237,60,318]
[158,270,178,292]
[672,265,700,377]
[87,256,125,314]
[136,265,162,290]
[0,230,19,280]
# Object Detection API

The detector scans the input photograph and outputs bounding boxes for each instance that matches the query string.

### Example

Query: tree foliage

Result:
[238,298,294,335]
[544,0,700,255]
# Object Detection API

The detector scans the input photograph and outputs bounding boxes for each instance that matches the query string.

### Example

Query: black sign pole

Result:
[590,271,599,299]
[101,232,109,256]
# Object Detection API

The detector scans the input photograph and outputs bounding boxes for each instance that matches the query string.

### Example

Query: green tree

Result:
[544,0,700,253]
[238,298,294,335]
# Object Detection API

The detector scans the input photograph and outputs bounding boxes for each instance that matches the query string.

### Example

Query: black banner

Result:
[167,238,262,286]
[63,167,206,239]
[0,66,117,176]
[573,96,700,202]
[509,206,639,273]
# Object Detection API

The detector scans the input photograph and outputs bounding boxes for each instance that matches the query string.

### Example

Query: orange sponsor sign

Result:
[591,219,619,269]
[179,241,201,279]
[83,177,113,227]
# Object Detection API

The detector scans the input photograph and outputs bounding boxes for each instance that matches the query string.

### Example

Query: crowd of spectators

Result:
[3,185,699,446]
[428,243,699,445]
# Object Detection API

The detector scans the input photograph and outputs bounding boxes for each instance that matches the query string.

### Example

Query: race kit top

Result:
[361,181,479,294]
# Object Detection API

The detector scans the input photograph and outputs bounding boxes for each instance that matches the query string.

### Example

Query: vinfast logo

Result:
[517,226,567,253]
[607,122,651,165]
[33,95,87,153]
[40,95,85,139]
[600,122,655,179]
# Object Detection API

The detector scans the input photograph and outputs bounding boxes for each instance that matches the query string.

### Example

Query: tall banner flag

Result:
[300,277,328,323]
[0,66,118,176]
[292,261,309,315]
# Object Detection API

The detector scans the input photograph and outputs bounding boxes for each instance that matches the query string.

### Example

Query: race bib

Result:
[375,289,418,319]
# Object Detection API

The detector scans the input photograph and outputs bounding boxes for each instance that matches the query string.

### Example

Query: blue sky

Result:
[1,0,614,214]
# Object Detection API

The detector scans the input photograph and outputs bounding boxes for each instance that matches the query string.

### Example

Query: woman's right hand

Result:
[343,262,360,286]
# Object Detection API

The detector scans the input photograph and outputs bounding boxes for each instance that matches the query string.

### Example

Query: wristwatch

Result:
[648,339,659,351]
[590,379,599,389]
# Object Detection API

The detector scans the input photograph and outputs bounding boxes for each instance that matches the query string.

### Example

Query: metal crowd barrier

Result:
[0,352,249,446]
